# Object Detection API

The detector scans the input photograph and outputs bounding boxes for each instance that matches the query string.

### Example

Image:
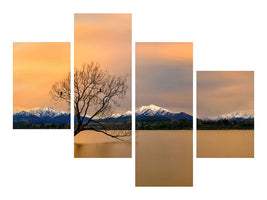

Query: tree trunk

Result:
[74,123,83,136]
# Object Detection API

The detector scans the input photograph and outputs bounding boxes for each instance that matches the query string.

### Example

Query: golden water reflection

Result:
[74,130,131,158]
[197,130,254,158]
[136,130,193,186]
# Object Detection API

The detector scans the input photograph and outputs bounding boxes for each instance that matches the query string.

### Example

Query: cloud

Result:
[197,71,254,118]
[136,42,193,114]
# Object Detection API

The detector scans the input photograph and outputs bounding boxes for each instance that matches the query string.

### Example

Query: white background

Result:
[0,0,267,199]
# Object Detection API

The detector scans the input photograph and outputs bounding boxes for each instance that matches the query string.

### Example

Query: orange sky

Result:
[13,42,70,113]
[136,42,193,114]
[197,71,254,118]
[74,14,131,114]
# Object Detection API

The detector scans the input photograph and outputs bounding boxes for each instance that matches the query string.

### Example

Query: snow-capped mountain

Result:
[135,104,192,120]
[108,110,132,118]
[13,107,70,125]
[15,107,68,118]
[216,112,254,121]
[136,104,170,117]
[109,104,192,121]
[204,111,254,121]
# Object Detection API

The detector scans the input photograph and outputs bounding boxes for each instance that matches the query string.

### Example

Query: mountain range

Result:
[110,105,253,122]
[202,111,254,121]
[13,106,253,125]
[13,107,70,125]
[108,104,193,121]
[14,105,192,125]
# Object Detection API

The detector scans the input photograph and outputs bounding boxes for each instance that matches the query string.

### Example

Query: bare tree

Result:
[50,62,131,141]
[50,73,71,105]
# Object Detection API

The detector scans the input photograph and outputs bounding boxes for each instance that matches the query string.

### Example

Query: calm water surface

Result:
[197,130,254,158]
[136,130,193,186]
[74,130,131,158]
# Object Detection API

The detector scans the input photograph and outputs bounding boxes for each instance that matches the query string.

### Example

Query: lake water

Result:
[136,130,193,186]
[74,130,131,158]
[197,130,254,158]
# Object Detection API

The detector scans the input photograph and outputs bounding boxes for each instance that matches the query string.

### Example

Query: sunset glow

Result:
[197,71,254,118]
[74,14,131,114]
[13,42,70,113]
[136,42,193,114]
